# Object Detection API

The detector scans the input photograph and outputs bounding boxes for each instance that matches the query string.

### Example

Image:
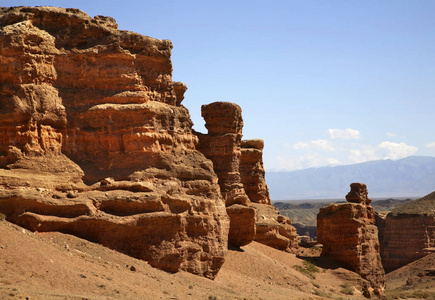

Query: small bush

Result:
[340,283,353,295]
[0,213,5,221]
[303,260,320,273]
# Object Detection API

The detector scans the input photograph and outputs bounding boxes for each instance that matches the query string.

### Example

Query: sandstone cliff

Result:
[0,6,229,279]
[380,192,435,273]
[317,183,385,297]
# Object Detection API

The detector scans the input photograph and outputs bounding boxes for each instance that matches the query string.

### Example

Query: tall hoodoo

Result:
[196,102,256,247]
[0,6,229,279]
[317,183,385,298]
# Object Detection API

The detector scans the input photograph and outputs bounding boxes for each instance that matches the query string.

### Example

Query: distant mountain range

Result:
[266,156,435,200]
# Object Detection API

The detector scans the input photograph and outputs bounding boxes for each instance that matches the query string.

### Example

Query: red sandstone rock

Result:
[380,192,435,273]
[196,102,255,247]
[0,6,229,279]
[240,139,271,205]
[252,203,298,253]
[239,139,298,252]
[317,183,385,298]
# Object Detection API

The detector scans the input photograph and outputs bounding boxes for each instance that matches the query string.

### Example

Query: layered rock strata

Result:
[239,139,298,252]
[317,183,385,297]
[240,139,270,205]
[196,102,256,247]
[0,6,229,279]
[380,192,435,272]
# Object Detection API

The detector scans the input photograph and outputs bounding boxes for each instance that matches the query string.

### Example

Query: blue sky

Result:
[4,1,435,171]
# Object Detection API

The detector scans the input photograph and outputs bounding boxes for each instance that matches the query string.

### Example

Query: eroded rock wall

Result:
[380,193,435,273]
[0,6,229,279]
[240,139,270,205]
[239,139,298,252]
[196,102,256,247]
[317,183,385,297]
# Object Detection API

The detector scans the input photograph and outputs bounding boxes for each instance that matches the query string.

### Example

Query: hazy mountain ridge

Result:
[266,156,435,200]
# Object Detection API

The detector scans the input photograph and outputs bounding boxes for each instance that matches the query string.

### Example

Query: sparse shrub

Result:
[312,281,320,288]
[303,260,320,273]
[313,288,331,298]
[0,213,5,221]
[340,283,353,295]
[208,296,217,300]
[293,259,320,279]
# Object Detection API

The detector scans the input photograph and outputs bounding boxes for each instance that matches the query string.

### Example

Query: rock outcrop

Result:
[380,192,435,273]
[252,203,298,252]
[196,102,256,247]
[240,139,270,205]
[0,6,229,279]
[317,183,385,297]
[239,139,298,252]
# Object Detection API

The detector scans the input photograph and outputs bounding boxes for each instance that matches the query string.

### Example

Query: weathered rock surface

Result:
[196,102,256,247]
[239,139,298,252]
[380,192,435,273]
[317,183,385,297]
[252,203,298,252]
[0,6,229,279]
[240,139,270,205]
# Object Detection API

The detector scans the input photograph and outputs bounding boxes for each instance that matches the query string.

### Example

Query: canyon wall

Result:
[0,6,229,279]
[380,192,435,272]
[317,183,385,297]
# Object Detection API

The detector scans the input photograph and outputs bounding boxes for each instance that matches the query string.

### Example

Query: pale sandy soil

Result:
[0,220,369,300]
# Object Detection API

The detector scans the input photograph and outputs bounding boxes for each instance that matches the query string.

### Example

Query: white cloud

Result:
[327,158,341,166]
[425,141,435,149]
[328,128,361,140]
[292,140,334,151]
[348,145,378,164]
[311,139,335,151]
[292,142,310,150]
[276,154,326,170]
[386,132,398,138]
[378,141,418,160]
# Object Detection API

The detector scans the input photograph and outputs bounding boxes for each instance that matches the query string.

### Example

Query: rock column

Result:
[197,102,256,247]
[240,139,298,252]
[317,183,385,298]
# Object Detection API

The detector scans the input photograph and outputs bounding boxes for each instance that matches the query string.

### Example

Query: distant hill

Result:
[266,156,435,200]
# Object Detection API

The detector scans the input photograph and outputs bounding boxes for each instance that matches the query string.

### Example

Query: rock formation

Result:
[196,102,256,247]
[239,139,298,252]
[317,183,385,297]
[240,139,270,205]
[380,192,435,273]
[0,6,229,279]
[252,203,298,252]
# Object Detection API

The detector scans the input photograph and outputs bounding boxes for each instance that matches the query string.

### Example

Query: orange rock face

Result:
[317,183,385,297]
[196,102,256,247]
[239,139,298,252]
[0,6,229,279]
[379,193,435,273]
[240,139,271,205]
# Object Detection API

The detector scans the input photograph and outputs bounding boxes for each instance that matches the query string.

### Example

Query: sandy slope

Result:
[0,220,369,299]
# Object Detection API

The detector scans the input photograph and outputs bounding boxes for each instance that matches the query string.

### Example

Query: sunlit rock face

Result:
[0,6,229,279]
[317,183,386,298]
[196,102,256,247]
